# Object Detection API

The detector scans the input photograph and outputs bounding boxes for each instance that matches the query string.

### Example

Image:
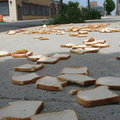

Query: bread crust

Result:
[11,50,28,55]
[76,95,120,107]
[14,64,44,72]
[0,53,11,57]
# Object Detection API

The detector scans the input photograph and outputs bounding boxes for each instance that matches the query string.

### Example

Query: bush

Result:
[49,2,84,24]
[84,10,101,20]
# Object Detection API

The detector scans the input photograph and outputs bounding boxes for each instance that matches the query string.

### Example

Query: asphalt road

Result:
[0,16,120,120]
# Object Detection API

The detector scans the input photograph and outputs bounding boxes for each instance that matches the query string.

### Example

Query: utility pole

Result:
[88,0,90,11]
[59,0,63,11]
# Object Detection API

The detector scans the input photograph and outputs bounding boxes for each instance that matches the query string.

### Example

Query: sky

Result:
[63,0,117,15]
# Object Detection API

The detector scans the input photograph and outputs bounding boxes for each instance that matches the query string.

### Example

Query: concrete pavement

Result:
[0,16,120,120]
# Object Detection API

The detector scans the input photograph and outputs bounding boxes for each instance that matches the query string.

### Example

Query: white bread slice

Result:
[69,32,79,37]
[84,47,100,53]
[6,30,16,35]
[57,74,96,86]
[35,76,68,91]
[31,109,79,120]
[12,51,33,58]
[78,34,87,37]
[60,67,89,75]
[83,37,96,43]
[79,31,88,34]
[72,45,86,49]
[12,73,43,85]
[91,43,110,48]
[60,43,78,48]
[11,50,28,55]
[0,101,44,120]
[51,53,71,60]
[116,56,120,60]
[95,76,120,89]
[14,63,44,72]
[76,86,120,107]
[70,48,85,54]
[37,56,59,64]
[0,51,11,57]
[27,54,43,61]
[83,41,98,46]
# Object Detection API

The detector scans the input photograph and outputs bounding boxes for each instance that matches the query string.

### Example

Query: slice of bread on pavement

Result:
[91,43,110,48]
[57,74,96,86]
[14,63,44,72]
[83,37,96,43]
[72,45,86,49]
[70,48,85,54]
[12,51,33,58]
[35,76,68,91]
[11,50,28,55]
[83,41,98,46]
[0,51,11,57]
[12,73,43,85]
[27,54,43,61]
[60,67,89,75]
[0,100,44,120]
[78,34,87,37]
[116,56,120,60]
[37,55,59,64]
[60,43,78,48]
[31,109,79,120]
[51,53,71,60]
[95,76,120,90]
[84,47,100,53]
[76,86,120,107]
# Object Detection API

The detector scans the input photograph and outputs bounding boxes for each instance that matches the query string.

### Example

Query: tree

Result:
[88,0,90,11]
[104,0,115,15]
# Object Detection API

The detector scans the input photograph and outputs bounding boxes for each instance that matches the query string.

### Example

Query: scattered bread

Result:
[39,37,49,40]
[0,101,44,120]
[14,63,44,72]
[69,32,79,37]
[60,67,89,75]
[78,34,87,37]
[12,51,33,58]
[57,74,96,86]
[70,48,85,54]
[35,76,68,91]
[95,76,120,90]
[31,109,79,120]
[11,50,28,55]
[61,43,78,48]
[51,53,71,60]
[84,47,100,53]
[91,44,110,48]
[72,45,86,49]
[37,56,59,64]
[6,30,16,35]
[76,86,120,107]
[0,51,11,57]
[27,54,43,61]
[12,73,43,85]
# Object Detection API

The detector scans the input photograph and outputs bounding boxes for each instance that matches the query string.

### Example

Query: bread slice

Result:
[84,47,100,53]
[12,73,43,85]
[35,76,68,91]
[27,54,43,61]
[70,48,85,54]
[83,37,96,43]
[14,63,44,72]
[116,56,120,60]
[69,32,79,37]
[0,101,44,120]
[76,86,120,107]
[72,45,86,49]
[31,109,79,120]
[83,41,98,46]
[51,53,71,60]
[0,51,11,57]
[11,50,28,55]
[12,51,33,58]
[60,43,78,48]
[37,56,59,64]
[91,43,110,48]
[6,30,16,35]
[57,74,96,86]
[77,34,87,37]
[95,76,120,89]
[60,67,89,75]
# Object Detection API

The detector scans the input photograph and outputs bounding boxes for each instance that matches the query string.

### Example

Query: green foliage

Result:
[84,10,101,20]
[49,1,84,24]
[104,0,115,15]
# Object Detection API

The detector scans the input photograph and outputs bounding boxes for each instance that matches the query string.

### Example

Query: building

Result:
[0,0,59,22]
[90,1,98,7]
[116,0,120,15]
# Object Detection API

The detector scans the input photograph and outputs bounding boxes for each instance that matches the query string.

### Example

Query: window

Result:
[0,1,9,15]
[30,4,36,15]
[23,3,30,15]
[36,6,42,15]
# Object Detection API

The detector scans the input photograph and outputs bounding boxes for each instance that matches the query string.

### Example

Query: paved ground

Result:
[0,17,120,120]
